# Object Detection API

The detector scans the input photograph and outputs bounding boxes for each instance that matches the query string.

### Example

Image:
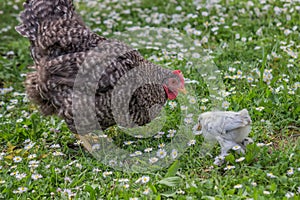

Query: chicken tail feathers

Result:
[15,0,76,40]
[25,71,56,116]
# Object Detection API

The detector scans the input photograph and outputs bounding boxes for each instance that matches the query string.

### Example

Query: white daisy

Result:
[52,151,64,156]
[266,173,276,178]
[251,182,257,187]
[285,192,294,198]
[118,178,129,183]
[103,171,113,178]
[31,173,43,180]
[168,101,177,109]
[263,191,270,195]
[156,149,167,158]
[222,101,230,109]
[171,149,178,159]
[49,144,61,148]
[144,148,153,153]
[149,157,158,164]
[17,187,28,193]
[141,176,150,184]
[13,156,22,163]
[24,142,35,150]
[124,141,134,145]
[235,157,245,162]
[143,188,151,195]
[187,140,196,146]
[224,165,236,170]
[234,184,243,189]
[189,97,197,104]
[28,154,37,159]
[16,173,27,180]
[232,145,241,151]
[287,168,294,176]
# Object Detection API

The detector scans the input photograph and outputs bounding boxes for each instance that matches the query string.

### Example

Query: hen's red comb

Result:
[172,70,181,74]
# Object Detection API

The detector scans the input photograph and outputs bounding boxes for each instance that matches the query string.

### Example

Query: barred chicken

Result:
[16,0,186,140]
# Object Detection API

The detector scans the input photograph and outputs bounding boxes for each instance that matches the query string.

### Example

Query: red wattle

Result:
[163,85,178,100]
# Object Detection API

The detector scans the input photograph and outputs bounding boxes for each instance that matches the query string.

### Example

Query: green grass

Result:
[0,0,299,199]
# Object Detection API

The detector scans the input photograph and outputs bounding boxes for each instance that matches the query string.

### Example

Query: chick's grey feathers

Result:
[195,109,252,165]
[16,0,176,134]
[199,109,251,142]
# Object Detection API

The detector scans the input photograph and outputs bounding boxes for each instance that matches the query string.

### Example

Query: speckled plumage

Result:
[16,0,181,134]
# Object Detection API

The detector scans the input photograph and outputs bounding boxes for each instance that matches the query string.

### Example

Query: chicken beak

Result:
[193,123,202,132]
[195,124,202,131]
[178,87,187,94]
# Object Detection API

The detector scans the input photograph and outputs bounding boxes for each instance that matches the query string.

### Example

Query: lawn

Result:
[0,0,299,199]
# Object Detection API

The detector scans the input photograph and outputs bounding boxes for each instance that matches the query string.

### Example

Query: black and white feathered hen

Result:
[16,0,186,142]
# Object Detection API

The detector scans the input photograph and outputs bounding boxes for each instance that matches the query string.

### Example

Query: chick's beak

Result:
[178,87,187,94]
[195,123,202,131]
[193,123,202,132]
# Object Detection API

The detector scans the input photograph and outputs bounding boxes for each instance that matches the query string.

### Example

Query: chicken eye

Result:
[170,78,178,85]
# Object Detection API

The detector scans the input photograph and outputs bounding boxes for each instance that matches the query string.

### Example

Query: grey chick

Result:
[194,109,253,165]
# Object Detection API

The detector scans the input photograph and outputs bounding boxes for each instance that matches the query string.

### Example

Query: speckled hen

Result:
[16,0,186,137]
